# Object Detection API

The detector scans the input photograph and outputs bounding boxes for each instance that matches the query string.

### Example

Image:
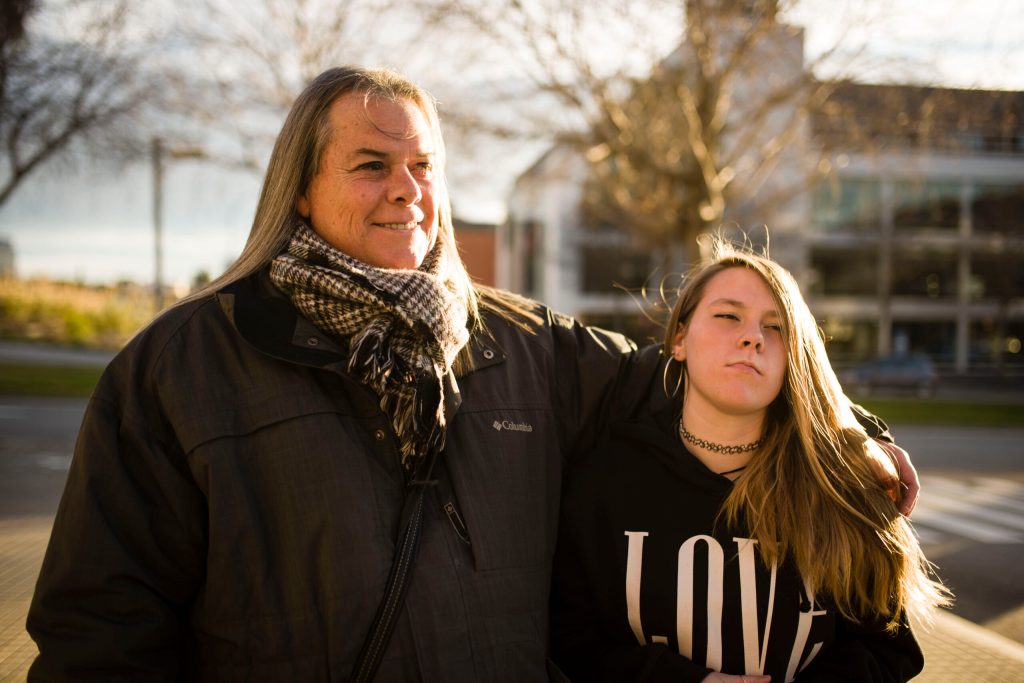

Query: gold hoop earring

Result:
[662,358,683,397]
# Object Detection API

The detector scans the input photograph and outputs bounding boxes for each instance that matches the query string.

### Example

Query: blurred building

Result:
[804,84,1024,373]
[500,10,1023,373]
[454,217,497,287]
[0,238,14,279]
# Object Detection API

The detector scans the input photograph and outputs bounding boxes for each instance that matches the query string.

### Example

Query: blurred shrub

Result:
[0,278,156,349]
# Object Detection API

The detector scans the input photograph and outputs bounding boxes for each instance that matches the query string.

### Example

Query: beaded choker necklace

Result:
[678,420,764,454]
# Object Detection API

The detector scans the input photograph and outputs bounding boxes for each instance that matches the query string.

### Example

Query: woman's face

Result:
[671,267,788,420]
[296,93,439,270]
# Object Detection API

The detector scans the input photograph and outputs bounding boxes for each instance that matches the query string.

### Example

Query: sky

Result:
[1,0,1022,287]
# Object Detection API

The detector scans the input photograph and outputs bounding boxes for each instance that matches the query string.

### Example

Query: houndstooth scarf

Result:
[269,222,470,472]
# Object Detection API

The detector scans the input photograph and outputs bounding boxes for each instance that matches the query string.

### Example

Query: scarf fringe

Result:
[349,321,399,384]
[271,223,468,473]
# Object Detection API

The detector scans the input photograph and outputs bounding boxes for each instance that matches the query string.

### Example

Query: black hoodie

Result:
[550,403,923,682]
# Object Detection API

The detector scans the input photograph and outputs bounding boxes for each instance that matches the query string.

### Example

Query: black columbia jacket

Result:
[27,269,652,682]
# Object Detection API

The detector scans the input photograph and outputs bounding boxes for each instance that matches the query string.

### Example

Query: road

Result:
[0,398,81,519]
[0,342,114,368]
[3,397,1024,680]
[892,425,1024,646]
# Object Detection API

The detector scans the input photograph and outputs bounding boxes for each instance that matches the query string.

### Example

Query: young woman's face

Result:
[672,267,788,420]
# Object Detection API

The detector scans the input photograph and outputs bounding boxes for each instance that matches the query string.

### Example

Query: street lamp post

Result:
[151,137,164,311]
[151,137,206,311]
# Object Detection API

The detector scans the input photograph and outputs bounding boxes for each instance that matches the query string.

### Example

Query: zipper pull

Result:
[443,501,471,545]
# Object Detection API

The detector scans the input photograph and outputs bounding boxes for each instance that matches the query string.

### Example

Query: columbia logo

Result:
[492,419,534,433]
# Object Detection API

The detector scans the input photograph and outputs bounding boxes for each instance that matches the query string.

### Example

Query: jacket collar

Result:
[215,267,505,377]
[216,268,345,368]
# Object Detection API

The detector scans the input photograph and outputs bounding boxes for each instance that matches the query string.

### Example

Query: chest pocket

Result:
[443,407,563,572]
[175,378,402,515]
[171,382,416,646]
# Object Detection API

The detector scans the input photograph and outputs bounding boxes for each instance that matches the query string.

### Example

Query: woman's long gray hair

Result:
[178,65,478,325]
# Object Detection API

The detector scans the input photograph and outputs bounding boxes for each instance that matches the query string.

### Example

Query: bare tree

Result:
[0,0,35,47]
[418,0,893,252]
[0,0,158,208]
[169,0,428,170]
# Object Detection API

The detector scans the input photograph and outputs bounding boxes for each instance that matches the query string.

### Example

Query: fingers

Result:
[870,439,920,517]
[888,442,920,517]
[875,440,920,516]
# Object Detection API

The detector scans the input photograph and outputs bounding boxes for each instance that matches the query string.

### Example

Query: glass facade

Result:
[892,181,960,230]
[580,244,654,294]
[891,251,958,298]
[892,321,957,363]
[806,175,1023,368]
[808,248,879,296]
[970,320,1024,366]
[973,184,1024,235]
[970,252,1024,301]
[521,220,539,294]
[811,179,881,232]
[821,318,877,362]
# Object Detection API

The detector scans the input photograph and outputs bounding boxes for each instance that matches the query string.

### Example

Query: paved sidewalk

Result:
[2,516,1024,681]
[917,610,1024,682]
[0,517,50,681]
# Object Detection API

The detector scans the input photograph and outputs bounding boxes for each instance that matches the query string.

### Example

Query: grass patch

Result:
[0,363,103,397]
[854,398,1024,428]
[1,278,154,349]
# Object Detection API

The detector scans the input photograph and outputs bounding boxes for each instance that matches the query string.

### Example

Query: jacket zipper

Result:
[443,501,472,545]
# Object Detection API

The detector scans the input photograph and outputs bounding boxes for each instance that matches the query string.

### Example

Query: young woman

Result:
[550,238,949,682]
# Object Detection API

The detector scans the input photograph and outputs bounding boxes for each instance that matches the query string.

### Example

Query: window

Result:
[970,252,1024,301]
[821,319,877,362]
[811,179,881,232]
[970,320,1024,366]
[580,245,654,294]
[892,321,956,363]
[892,181,960,230]
[973,184,1024,235]
[521,220,539,295]
[808,248,879,296]
[891,251,958,298]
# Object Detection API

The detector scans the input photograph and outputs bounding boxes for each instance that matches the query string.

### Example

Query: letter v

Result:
[735,537,777,675]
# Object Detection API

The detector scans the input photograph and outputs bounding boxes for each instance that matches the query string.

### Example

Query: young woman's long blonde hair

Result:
[663,236,950,630]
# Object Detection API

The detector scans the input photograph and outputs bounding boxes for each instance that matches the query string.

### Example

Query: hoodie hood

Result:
[608,398,736,498]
